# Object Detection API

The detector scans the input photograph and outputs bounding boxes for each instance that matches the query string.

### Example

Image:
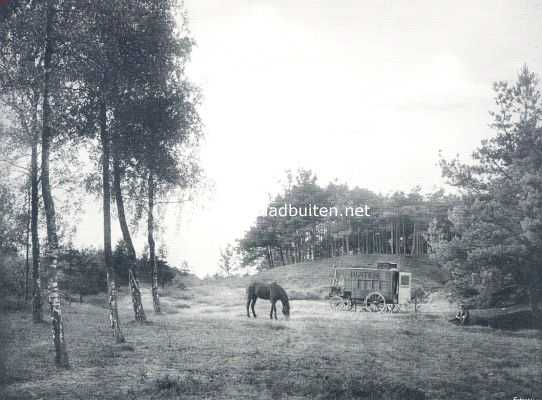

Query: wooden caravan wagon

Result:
[329,262,412,312]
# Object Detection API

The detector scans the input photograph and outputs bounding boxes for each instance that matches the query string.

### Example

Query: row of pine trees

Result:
[238,170,457,269]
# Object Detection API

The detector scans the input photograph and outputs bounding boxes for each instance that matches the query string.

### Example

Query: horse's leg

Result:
[270,301,275,320]
[251,297,257,318]
[246,295,252,318]
[274,302,278,320]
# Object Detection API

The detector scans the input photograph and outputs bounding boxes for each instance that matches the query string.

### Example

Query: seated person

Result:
[450,304,470,325]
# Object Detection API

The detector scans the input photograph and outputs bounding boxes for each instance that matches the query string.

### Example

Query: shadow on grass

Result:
[265,374,426,400]
[470,310,542,331]
[141,374,219,399]
[126,319,154,325]
[262,322,289,331]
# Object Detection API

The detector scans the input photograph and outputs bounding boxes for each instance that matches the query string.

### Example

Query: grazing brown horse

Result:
[246,281,290,320]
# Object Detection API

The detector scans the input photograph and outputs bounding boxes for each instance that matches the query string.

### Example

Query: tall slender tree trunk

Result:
[147,172,161,313]
[278,246,285,266]
[411,223,417,256]
[113,157,146,322]
[357,230,360,255]
[401,220,405,255]
[266,245,274,268]
[265,248,272,268]
[100,99,125,342]
[285,247,289,264]
[31,128,42,323]
[41,0,69,367]
[24,180,30,302]
[390,221,396,254]
[398,222,401,254]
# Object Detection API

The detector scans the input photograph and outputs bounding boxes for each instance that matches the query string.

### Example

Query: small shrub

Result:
[0,252,26,304]
[410,287,430,312]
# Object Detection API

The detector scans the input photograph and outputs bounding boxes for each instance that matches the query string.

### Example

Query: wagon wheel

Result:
[365,292,386,312]
[383,304,393,313]
[329,296,352,311]
[343,298,353,311]
[329,296,344,311]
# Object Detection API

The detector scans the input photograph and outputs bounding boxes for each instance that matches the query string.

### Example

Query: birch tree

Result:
[0,0,45,323]
[40,0,69,367]
[115,1,202,313]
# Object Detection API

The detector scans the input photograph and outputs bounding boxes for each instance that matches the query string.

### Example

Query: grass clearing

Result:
[1,259,541,399]
[0,286,542,400]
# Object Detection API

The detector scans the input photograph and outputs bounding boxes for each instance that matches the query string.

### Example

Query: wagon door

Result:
[398,272,411,305]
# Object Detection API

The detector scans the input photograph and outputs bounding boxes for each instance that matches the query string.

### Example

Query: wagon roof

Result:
[333,267,396,272]
[333,266,399,271]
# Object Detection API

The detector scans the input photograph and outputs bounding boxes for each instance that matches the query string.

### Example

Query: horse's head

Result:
[282,301,290,320]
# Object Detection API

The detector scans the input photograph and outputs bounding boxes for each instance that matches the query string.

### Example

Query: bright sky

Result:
[77,0,542,277]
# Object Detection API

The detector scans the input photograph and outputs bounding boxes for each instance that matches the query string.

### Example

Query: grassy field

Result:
[1,288,541,399]
[1,257,541,399]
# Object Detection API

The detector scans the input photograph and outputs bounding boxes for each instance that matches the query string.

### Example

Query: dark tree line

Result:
[55,242,178,303]
[238,170,458,269]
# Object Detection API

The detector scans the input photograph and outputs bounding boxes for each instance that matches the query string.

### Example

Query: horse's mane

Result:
[271,282,289,306]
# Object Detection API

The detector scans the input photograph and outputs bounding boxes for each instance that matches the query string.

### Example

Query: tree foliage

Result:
[238,169,457,270]
[434,66,542,312]
[0,0,203,361]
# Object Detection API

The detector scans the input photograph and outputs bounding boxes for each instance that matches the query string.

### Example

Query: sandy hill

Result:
[197,255,449,299]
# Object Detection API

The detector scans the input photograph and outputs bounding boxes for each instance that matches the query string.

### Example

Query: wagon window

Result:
[357,280,371,289]
[400,275,410,286]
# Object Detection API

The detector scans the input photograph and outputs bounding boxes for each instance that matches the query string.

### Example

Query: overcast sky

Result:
[77,0,542,276]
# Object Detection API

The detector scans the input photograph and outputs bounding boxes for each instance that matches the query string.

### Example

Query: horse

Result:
[246,281,290,320]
